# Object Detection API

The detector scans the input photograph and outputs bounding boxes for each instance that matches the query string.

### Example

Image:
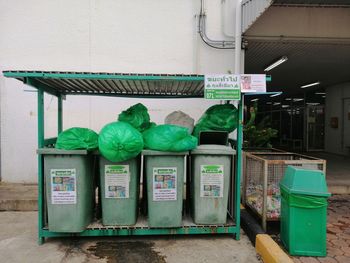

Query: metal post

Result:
[235,96,243,240]
[262,160,268,231]
[234,0,242,240]
[58,95,63,134]
[37,88,45,245]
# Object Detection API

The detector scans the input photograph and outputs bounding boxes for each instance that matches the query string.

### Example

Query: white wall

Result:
[0,0,242,183]
[325,83,350,155]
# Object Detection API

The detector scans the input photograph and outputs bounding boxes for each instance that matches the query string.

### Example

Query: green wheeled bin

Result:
[38,148,94,232]
[143,150,188,228]
[190,145,235,224]
[280,166,331,257]
[99,155,140,225]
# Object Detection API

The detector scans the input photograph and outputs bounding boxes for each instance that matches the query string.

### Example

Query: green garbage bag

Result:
[98,121,144,162]
[143,124,197,152]
[55,127,98,150]
[118,103,153,132]
[193,104,238,138]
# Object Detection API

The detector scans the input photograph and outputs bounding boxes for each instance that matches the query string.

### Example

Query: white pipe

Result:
[234,0,242,74]
[221,0,235,39]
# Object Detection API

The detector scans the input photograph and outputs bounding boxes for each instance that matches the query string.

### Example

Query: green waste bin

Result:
[280,166,331,257]
[190,145,235,224]
[38,148,94,232]
[99,155,140,225]
[143,150,188,228]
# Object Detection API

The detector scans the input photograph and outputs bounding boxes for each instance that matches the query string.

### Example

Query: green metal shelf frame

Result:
[3,71,243,245]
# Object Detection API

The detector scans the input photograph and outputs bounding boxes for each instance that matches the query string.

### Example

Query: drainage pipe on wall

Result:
[198,0,235,49]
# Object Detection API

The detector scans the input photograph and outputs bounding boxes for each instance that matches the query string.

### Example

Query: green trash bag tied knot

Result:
[55,127,99,150]
[118,103,155,132]
[143,124,198,152]
[99,121,144,162]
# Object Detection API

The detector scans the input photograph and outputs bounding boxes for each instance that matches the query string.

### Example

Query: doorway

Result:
[306,105,325,151]
[343,98,350,155]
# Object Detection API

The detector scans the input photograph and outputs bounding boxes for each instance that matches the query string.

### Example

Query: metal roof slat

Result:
[125,80,138,94]
[135,80,146,95]
[100,79,121,93]
[165,80,173,95]
[74,79,98,93]
[64,79,91,93]
[145,81,152,94]
[179,81,187,95]
[85,79,111,94]
[192,81,205,96]
[143,80,150,94]
[95,79,115,93]
[34,78,65,94]
[116,80,132,93]
[174,81,183,95]
[44,78,78,94]
[130,80,141,94]
[181,81,193,95]
[157,81,165,94]
[137,80,148,95]
[173,81,181,95]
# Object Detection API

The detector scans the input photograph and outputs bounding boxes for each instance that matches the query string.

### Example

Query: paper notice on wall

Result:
[51,169,77,204]
[200,165,224,198]
[240,74,266,93]
[105,165,130,198]
[153,167,177,201]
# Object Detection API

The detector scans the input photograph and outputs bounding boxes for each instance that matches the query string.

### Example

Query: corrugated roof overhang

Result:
[3,71,205,98]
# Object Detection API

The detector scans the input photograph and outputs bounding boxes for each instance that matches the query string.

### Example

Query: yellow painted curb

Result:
[256,234,293,263]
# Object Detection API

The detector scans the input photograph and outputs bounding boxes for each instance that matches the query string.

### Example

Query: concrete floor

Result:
[0,212,261,263]
[306,152,350,194]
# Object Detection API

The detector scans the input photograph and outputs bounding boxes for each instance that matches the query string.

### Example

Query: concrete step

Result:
[328,183,350,195]
[0,183,37,211]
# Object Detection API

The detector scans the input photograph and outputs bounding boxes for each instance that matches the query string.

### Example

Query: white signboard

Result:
[204,74,241,100]
[240,74,266,93]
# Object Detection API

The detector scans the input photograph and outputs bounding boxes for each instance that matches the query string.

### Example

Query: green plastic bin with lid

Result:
[143,150,188,228]
[280,166,331,257]
[38,148,94,232]
[99,155,140,225]
[190,145,235,224]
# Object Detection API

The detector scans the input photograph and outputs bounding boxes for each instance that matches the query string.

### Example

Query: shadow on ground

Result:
[87,241,166,263]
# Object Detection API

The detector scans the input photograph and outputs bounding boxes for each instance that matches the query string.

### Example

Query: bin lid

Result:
[280,166,331,197]
[37,148,89,155]
[142,150,189,156]
[190,144,236,155]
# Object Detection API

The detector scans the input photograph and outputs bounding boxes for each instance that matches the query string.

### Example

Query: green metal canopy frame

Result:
[3,70,243,245]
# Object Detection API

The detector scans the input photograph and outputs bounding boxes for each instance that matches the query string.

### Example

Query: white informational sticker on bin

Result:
[105,165,130,198]
[153,167,177,201]
[240,74,266,93]
[200,165,224,198]
[51,169,77,204]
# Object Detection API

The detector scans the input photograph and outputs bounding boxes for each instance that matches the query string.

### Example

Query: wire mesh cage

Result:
[243,147,287,154]
[243,152,326,230]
